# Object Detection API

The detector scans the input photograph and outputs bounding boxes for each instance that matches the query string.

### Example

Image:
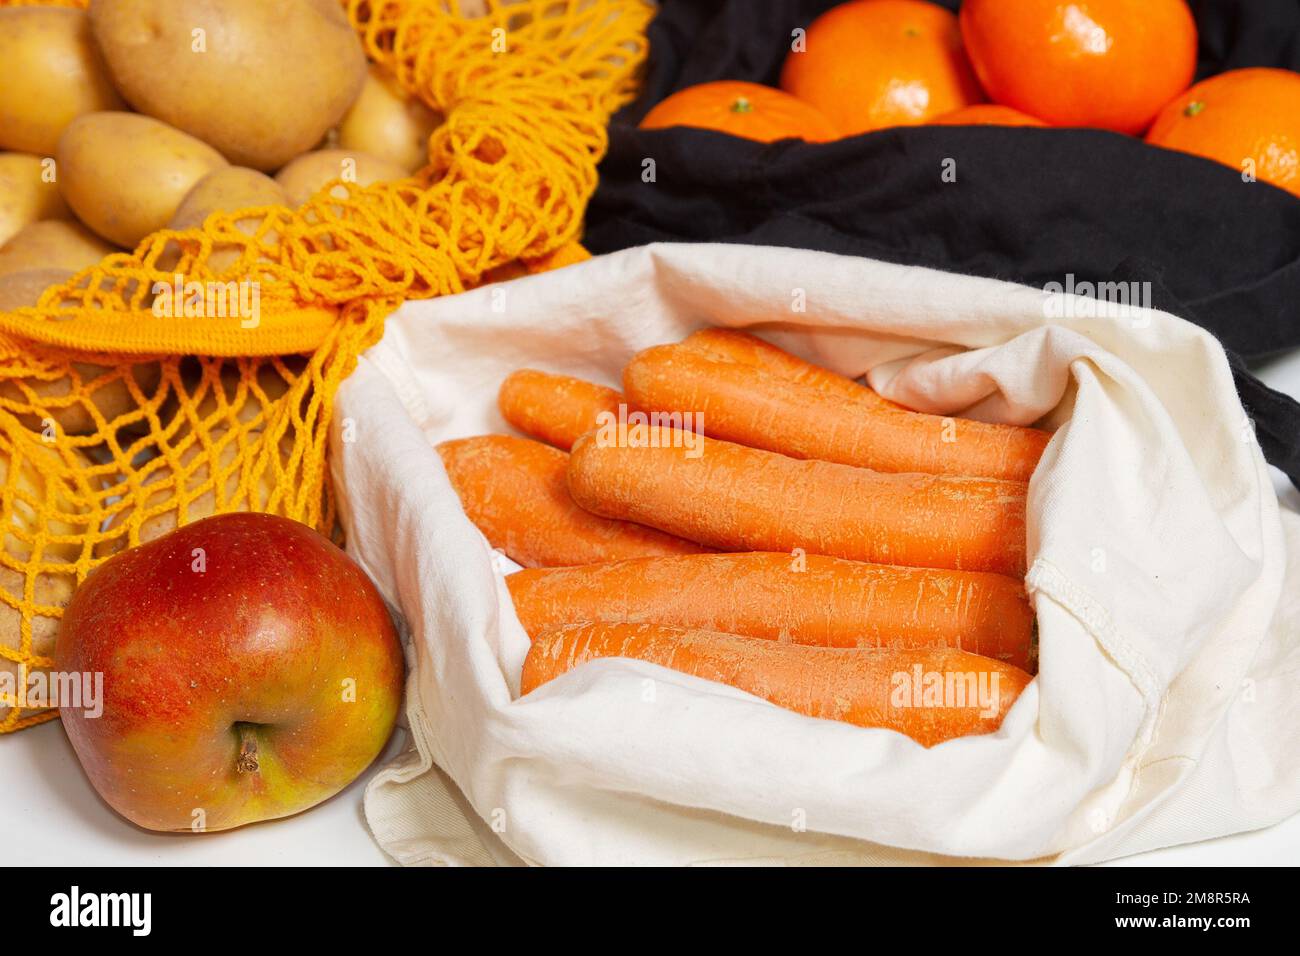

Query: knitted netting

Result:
[0,0,651,730]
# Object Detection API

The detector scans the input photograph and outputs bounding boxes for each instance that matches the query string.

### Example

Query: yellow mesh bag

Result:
[0,0,651,731]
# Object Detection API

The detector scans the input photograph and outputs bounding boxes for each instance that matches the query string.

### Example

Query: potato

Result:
[0,439,95,724]
[0,560,76,723]
[0,439,92,564]
[56,112,228,248]
[0,268,76,311]
[89,0,367,171]
[0,7,124,155]
[275,148,407,207]
[94,432,280,556]
[0,153,69,247]
[337,65,440,173]
[162,166,289,273]
[96,363,295,556]
[169,167,289,232]
[0,269,163,437]
[155,361,298,445]
[0,357,163,439]
[0,221,116,279]
[0,232,151,311]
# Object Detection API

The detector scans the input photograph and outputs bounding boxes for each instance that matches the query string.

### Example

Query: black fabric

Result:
[585,0,1300,488]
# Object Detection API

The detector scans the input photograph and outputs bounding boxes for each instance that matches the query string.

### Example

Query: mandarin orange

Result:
[959,0,1197,134]
[1147,68,1300,198]
[780,0,983,136]
[930,104,1047,127]
[640,80,839,142]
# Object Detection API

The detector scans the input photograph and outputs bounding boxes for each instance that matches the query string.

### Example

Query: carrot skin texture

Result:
[521,622,1032,747]
[437,435,708,568]
[679,328,900,408]
[498,369,624,451]
[566,428,1027,575]
[508,552,1034,669]
[626,344,1050,482]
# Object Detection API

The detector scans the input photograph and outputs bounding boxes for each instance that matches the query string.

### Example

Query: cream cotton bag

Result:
[330,242,1300,866]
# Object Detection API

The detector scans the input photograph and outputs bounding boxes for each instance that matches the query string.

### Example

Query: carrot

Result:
[678,327,902,409]
[498,369,624,451]
[507,552,1034,669]
[567,427,1027,575]
[521,622,1031,747]
[625,344,1050,482]
[437,434,708,568]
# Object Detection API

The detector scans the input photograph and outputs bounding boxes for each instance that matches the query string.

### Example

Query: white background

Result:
[4,348,1299,867]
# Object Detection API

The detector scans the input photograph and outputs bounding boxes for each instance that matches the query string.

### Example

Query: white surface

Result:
[2,343,1297,868]
[4,716,1298,865]
[3,721,402,866]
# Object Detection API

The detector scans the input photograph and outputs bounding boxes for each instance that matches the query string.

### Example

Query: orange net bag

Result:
[0,0,652,731]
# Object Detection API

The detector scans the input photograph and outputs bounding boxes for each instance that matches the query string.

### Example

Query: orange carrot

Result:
[507,552,1034,669]
[567,427,1027,575]
[498,369,624,451]
[521,622,1031,747]
[625,344,1050,482]
[437,435,708,568]
[678,327,902,408]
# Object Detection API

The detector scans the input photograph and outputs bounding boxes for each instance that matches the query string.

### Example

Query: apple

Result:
[56,512,404,833]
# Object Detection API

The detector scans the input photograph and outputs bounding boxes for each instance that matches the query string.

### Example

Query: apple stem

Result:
[236,727,260,775]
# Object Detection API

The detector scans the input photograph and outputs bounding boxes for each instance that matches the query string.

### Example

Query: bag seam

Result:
[1025,557,1164,748]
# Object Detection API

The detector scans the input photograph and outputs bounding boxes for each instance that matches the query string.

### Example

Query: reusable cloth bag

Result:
[331,242,1300,866]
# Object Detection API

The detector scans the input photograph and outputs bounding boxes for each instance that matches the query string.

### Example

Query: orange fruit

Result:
[779,0,983,136]
[1146,68,1300,198]
[639,80,840,143]
[930,104,1047,127]
[959,0,1197,134]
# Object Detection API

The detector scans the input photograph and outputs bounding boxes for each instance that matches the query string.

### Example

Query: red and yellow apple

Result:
[56,512,404,833]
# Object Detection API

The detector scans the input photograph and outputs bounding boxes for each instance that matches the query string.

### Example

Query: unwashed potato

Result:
[0,153,70,247]
[337,65,440,173]
[95,364,295,556]
[94,433,280,556]
[163,166,289,273]
[0,269,163,436]
[0,268,76,311]
[0,439,95,725]
[0,440,91,560]
[154,361,298,447]
[0,561,76,723]
[0,7,124,155]
[57,112,228,248]
[170,167,289,232]
[89,0,367,172]
[0,221,117,279]
[275,148,407,207]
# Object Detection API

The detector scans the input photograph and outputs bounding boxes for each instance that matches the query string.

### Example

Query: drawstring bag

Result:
[0,0,652,731]
[332,242,1300,865]
[585,0,1300,490]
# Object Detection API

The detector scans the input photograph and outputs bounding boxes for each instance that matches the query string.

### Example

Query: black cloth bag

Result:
[585,0,1300,488]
